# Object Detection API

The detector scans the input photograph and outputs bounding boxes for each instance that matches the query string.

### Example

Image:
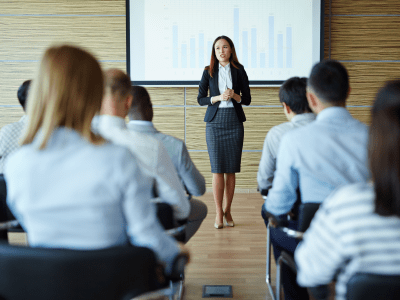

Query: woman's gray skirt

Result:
[206,107,244,173]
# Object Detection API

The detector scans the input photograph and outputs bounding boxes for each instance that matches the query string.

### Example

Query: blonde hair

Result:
[22,45,104,149]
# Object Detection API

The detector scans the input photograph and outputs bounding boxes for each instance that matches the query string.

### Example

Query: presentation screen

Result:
[127,0,324,86]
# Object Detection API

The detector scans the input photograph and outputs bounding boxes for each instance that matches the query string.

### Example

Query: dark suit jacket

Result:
[197,64,251,122]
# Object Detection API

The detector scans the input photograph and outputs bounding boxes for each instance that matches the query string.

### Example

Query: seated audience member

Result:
[295,80,400,300]
[257,77,315,225]
[94,69,190,223]
[0,80,31,240]
[264,60,370,300]
[129,86,208,242]
[4,45,186,274]
[0,79,31,173]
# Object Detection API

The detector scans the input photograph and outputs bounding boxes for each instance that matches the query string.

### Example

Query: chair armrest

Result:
[165,224,185,239]
[0,220,20,231]
[169,253,189,281]
[279,251,297,273]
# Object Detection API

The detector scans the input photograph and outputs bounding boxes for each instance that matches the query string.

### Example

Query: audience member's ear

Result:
[282,102,291,115]
[306,91,318,109]
[125,95,133,112]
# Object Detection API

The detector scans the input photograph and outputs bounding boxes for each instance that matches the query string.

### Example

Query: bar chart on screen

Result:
[129,0,321,84]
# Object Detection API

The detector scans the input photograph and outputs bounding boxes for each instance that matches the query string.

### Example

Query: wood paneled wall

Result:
[1,0,400,190]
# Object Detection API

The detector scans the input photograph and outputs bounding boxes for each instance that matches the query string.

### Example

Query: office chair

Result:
[265,202,322,300]
[0,220,188,300]
[346,272,400,300]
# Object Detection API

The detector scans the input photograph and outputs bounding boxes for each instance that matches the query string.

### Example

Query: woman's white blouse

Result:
[217,63,234,108]
[4,127,179,272]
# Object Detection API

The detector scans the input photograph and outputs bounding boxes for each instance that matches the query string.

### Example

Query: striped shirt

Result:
[295,182,400,300]
[257,113,316,191]
[0,115,27,173]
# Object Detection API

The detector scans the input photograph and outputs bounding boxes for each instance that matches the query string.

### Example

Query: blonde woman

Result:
[4,45,184,274]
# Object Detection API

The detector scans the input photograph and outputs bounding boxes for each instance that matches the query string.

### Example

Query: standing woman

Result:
[197,36,251,229]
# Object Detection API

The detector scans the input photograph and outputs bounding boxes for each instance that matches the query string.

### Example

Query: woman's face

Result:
[214,39,232,65]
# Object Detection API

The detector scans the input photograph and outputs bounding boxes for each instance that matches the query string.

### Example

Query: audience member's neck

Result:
[313,100,346,115]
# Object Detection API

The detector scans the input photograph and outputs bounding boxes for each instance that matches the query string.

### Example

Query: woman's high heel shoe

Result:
[224,212,235,227]
[214,215,223,229]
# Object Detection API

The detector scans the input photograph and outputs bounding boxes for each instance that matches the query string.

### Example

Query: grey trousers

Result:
[185,198,208,243]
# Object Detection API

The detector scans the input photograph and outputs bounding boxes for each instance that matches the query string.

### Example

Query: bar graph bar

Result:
[173,24,178,68]
[181,44,187,68]
[286,27,292,68]
[190,38,195,68]
[260,53,266,68]
[277,34,283,68]
[171,8,294,69]
[251,28,257,68]
[199,33,204,68]
[242,30,248,68]
[268,16,274,68]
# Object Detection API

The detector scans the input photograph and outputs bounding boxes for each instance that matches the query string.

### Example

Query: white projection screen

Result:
[126,0,324,86]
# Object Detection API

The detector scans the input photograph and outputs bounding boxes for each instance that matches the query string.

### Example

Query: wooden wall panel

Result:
[0,108,24,129]
[330,17,400,60]
[348,107,371,126]
[186,107,207,150]
[330,0,400,15]
[153,107,184,141]
[1,0,125,15]
[147,88,184,106]
[243,108,287,150]
[1,16,125,61]
[345,62,400,106]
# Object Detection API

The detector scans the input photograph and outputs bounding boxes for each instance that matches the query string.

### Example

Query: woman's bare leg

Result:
[212,173,225,225]
[224,173,235,223]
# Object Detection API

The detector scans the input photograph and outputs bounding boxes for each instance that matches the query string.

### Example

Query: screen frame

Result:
[126,0,324,87]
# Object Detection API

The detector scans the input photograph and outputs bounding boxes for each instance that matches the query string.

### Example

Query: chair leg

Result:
[276,256,282,300]
[266,224,276,300]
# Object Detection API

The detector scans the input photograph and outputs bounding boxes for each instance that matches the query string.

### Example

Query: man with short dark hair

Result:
[264,60,370,300]
[128,86,208,243]
[257,77,315,196]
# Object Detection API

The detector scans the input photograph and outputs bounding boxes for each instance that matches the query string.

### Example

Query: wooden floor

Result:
[9,193,275,300]
[184,193,273,300]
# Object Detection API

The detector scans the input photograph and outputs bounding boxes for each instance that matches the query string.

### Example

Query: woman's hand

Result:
[223,88,234,100]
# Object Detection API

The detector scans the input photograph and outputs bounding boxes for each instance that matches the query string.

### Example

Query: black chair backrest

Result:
[298,203,321,232]
[0,243,159,300]
[346,272,400,300]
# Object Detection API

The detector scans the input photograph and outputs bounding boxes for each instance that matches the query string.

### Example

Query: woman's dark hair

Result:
[17,80,31,111]
[369,80,400,217]
[279,77,311,114]
[205,36,240,77]
[308,59,349,105]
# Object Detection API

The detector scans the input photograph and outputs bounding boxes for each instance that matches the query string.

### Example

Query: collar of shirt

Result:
[291,113,316,125]
[316,106,351,123]
[98,115,127,130]
[128,120,154,127]
[219,63,231,72]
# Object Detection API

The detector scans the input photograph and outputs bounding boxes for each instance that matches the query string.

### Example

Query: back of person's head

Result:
[308,59,349,105]
[128,86,153,122]
[369,80,400,218]
[17,80,31,111]
[104,68,132,101]
[22,44,104,149]
[279,77,311,114]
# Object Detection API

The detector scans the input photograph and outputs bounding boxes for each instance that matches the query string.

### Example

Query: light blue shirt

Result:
[4,127,179,272]
[127,120,206,197]
[264,107,370,215]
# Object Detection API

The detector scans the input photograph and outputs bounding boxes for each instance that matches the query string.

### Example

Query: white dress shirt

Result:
[0,115,27,173]
[257,113,316,191]
[4,127,179,272]
[94,115,190,220]
[127,120,206,196]
[295,182,400,300]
